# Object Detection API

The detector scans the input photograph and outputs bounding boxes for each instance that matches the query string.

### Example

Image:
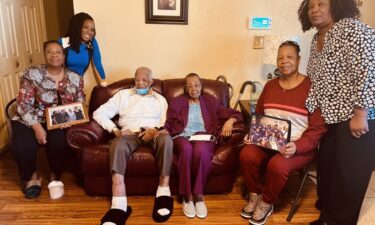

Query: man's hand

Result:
[221,118,237,137]
[139,128,158,142]
[31,123,47,145]
[350,108,369,138]
[112,128,135,137]
[280,142,297,158]
[155,129,169,138]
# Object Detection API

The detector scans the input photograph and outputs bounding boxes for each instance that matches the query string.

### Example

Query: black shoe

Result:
[310,219,328,225]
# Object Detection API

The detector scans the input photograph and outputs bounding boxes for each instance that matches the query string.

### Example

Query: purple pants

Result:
[174,137,215,195]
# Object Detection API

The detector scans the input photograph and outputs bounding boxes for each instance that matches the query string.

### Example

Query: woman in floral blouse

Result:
[298,0,375,224]
[11,40,84,199]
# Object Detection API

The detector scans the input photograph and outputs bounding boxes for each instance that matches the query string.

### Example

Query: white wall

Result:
[73,0,374,102]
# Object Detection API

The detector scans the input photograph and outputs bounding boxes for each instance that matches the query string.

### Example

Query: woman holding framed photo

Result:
[11,40,84,200]
[239,41,327,225]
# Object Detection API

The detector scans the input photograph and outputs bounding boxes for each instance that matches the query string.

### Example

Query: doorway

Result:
[43,0,74,40]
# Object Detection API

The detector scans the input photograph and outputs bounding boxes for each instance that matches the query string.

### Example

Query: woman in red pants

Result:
[239,41,327,225]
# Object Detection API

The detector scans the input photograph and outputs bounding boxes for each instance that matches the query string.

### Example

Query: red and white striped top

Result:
[256,76,326,154]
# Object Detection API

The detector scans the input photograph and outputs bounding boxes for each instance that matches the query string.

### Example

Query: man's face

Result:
[135,69,152,89]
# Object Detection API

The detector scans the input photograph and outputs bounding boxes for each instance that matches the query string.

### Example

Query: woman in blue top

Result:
[58,12,107,87]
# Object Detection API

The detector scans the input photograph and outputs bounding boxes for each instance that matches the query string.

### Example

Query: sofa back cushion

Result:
[163,78,230,108]
[88,78,163,115]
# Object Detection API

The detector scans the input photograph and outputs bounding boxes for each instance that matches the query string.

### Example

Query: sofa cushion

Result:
[82,145,159,177]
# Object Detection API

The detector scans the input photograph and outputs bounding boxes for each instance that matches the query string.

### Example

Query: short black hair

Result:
[298,0,360,32]
[279,40,301,55]
[65,12,95,53]
[43,40,63,52]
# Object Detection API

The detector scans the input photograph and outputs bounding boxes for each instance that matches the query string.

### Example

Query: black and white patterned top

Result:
[306,18,375,124]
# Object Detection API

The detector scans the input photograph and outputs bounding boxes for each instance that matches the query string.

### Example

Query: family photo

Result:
[0,0,373,225]
[248,114,291,151]
[46,102,88,130]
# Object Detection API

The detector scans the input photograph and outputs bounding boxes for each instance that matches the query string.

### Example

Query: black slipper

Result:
[101,207,132,225]
[152,196,174,223]
[24,185,41,199]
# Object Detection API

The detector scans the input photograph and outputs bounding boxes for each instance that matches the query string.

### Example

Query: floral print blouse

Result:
[13,64,84,126]
[306,18,375,124]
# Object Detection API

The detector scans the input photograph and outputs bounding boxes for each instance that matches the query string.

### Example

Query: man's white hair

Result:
[135,67,153,80]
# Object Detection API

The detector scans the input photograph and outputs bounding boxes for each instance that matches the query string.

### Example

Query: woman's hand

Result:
[100,81,107,87]
[31,123,47,145]
[350,108,369,138]
[243,134,252,145]
[280,142,297,158]
[221,118,237,137]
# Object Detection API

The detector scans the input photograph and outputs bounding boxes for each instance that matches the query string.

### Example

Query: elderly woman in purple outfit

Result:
[164,73,242,219]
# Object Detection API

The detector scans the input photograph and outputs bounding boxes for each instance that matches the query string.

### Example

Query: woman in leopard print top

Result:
[299,0,375,225]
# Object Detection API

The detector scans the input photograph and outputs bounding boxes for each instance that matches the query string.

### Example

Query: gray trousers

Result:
[109,133,173,176]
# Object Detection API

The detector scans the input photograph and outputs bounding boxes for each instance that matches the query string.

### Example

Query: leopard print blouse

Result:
[306,18,375,124]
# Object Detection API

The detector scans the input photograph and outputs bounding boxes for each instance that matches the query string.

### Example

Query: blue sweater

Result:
[58,37,106,80]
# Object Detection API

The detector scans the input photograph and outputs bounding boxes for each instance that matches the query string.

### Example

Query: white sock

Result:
[156,186,171,197]
[111,196,127,212]
[156,186,171,216]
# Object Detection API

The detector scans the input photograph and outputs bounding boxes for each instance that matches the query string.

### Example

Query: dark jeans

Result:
[317,119,375,225]
[11,121,67,182]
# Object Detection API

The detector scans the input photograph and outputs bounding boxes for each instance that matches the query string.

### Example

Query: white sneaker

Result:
[182,201,195,218]
[195,201,207,219]
[48,181,64,200]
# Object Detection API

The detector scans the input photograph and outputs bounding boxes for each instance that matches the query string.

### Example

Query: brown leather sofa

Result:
[66,77,246,196]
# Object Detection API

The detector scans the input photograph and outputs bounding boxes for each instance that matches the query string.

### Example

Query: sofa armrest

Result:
[66,120,112,151]
[217,123,247,146]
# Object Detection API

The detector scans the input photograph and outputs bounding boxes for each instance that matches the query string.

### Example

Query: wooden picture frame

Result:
[46,102,89,130]
[145,0,188,25]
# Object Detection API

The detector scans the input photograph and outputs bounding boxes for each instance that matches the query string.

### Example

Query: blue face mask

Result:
[135,87,149,95]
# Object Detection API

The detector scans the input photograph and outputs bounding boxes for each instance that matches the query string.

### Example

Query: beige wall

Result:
[73,0,375,102]
[361,0,375,28]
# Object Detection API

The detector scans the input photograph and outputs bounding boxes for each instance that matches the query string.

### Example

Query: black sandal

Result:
[101,207,132,225]
[152,196,174,223]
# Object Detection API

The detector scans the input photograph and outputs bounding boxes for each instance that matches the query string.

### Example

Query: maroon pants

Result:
[174,137,215,195]
[240,144,314,204]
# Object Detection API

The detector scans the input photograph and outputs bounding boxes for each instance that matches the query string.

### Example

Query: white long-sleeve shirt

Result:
[93,88,168,133]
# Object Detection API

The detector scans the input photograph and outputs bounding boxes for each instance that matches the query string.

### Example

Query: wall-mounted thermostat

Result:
[248,17,272,30]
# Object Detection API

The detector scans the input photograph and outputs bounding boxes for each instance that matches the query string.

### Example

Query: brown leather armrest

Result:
[216,122,247,146]
[66,120,112,151]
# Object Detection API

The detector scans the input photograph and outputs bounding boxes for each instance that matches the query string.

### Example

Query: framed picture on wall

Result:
[145,0,188,25]
[45,102,89,130]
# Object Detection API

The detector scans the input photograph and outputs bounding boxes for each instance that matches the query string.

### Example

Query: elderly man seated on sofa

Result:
[93,67,173,225]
